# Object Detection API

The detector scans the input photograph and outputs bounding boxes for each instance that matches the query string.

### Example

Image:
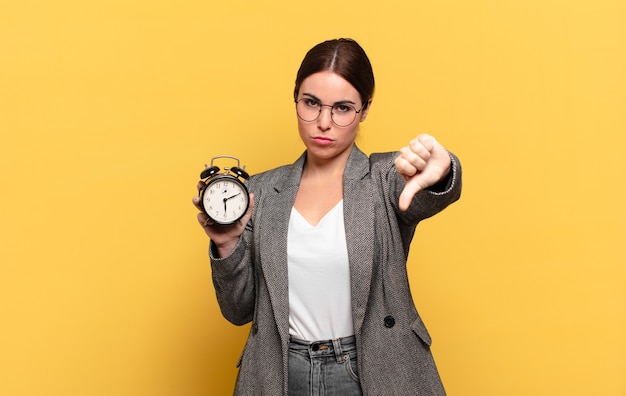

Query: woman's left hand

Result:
[394,134,451,211]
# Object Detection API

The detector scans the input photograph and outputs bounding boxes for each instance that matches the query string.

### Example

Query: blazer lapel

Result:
[343,146,375,334]
[258,153,305,343]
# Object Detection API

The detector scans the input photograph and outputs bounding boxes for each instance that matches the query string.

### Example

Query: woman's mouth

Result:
[313,136,334,145]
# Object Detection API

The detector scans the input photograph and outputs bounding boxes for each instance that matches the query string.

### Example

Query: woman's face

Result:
[295,71,370,164]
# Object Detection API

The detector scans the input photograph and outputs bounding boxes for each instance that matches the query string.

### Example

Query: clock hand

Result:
[224,192,241,201]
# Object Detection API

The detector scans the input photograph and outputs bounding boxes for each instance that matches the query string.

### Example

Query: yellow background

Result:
[1,0,624,395]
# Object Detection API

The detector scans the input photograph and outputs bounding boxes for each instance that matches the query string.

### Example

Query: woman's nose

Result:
[317,106,333,130]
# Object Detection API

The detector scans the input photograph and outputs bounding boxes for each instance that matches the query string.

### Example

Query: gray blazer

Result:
[210,145,462,395]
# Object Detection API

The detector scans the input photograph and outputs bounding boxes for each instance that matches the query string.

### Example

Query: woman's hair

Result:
[294,38,375,110]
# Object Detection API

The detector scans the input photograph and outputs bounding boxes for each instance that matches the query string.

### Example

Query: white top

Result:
[287,200,354,341]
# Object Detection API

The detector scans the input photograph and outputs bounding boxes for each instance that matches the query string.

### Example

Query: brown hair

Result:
[294,38,375,110]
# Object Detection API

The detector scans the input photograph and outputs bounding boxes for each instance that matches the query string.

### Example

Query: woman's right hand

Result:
[192,181,255,258]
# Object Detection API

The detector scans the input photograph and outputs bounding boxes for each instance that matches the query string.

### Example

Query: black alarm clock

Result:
[199,155,250,225]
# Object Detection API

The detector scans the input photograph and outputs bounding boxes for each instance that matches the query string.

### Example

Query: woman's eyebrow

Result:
[333,99,357,105]
[301,92,321,102]
[301,92,356,105]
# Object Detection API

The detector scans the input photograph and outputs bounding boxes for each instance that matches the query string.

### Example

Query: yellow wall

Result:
[1,0,624,395]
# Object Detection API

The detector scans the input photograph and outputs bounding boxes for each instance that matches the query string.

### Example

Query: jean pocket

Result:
[343,351,360,382]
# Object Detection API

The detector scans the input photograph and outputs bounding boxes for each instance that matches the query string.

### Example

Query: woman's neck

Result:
[303,146,352,180]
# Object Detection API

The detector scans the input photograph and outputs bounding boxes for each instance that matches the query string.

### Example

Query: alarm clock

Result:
[199,155,250,225]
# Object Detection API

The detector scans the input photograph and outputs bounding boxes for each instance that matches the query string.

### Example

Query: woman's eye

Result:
[334,104,352,113]
[305,99,319,108]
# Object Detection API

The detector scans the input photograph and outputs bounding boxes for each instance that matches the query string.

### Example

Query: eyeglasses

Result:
[295,98,365,127]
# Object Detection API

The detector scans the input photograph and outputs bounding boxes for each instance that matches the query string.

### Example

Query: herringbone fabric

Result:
[210,145,462,395]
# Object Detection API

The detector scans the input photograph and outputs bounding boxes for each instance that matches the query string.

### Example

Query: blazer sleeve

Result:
[209,222,256,326]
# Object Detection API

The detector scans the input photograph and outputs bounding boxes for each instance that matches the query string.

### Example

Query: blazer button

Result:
[384,315,395,328]
[251,323,258,334]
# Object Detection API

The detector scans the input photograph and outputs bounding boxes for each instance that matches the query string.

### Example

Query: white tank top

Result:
[287,200,354,341]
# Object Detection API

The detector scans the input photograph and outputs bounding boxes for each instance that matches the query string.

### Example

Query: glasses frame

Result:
[295,98,366,127]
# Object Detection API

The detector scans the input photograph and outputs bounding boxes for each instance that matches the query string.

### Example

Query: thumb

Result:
[398,176,427,211]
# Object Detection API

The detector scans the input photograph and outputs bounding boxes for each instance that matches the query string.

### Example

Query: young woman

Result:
[193,38,462,395]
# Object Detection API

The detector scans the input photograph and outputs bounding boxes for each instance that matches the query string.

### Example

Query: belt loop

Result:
[332,338,344,363]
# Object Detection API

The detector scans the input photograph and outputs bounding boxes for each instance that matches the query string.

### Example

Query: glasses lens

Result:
[296,99,321,122]
[330,104,357,127]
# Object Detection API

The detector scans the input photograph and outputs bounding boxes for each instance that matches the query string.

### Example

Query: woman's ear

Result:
[360,98,373,122]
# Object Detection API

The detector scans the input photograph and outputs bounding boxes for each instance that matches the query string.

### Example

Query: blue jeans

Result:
[288,335,362,396]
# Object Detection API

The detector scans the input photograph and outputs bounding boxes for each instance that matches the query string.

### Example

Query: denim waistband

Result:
[289,335,356,351]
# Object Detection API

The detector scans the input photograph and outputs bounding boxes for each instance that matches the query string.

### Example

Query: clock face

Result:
[201,176,249,225]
